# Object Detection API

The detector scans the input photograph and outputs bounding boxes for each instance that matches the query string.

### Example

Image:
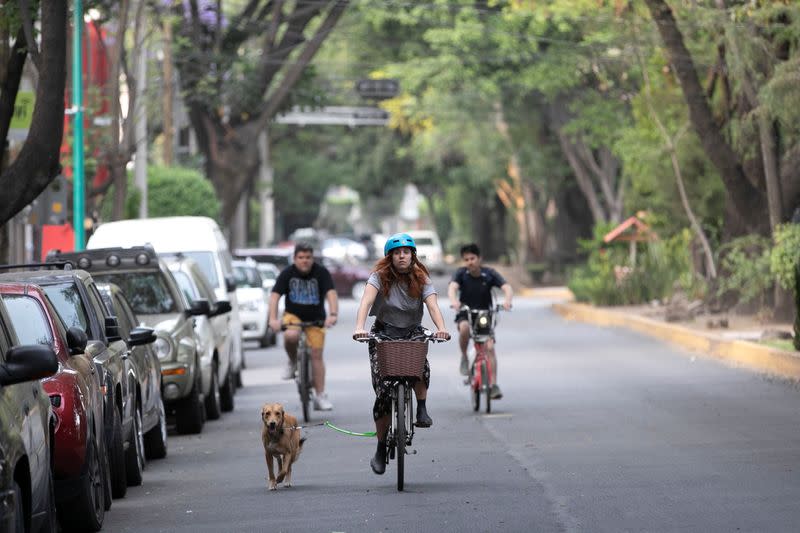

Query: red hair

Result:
[373,250,430,299]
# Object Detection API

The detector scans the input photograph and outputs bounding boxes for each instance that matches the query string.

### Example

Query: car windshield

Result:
[92,272,179,315]
[257,265,277,280]
[233,265,262,288]
[179,252,218,288]
[414,237,434,246]
[171,270,198,304]
[42,283,91,333]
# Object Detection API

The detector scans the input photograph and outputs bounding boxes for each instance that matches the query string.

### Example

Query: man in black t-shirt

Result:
[447,243,513,399]
[268,242,339,410]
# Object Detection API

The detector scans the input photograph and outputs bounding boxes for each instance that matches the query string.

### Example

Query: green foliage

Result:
[770,224,800,291]
[99,166,220,221]
[568,225,694,305]
[715,235,773,306]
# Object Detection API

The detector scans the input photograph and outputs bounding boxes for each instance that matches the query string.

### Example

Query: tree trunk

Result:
[0,1,67,225]
[162,18,175,167]
[556,131,607,224]
[107,0,130,220]
[644,0,767,231]
[0,28,28,170]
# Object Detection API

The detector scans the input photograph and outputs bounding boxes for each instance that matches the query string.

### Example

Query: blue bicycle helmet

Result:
[384,233,417,256]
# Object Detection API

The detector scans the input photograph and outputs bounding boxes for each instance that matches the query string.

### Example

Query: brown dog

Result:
[261,403,305,490]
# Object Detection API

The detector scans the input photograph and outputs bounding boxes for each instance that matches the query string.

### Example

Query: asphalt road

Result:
[102,292,800,532]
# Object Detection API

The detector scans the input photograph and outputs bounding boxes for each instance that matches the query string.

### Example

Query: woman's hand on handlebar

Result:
[353,328,369,341]
[434,330,451,341]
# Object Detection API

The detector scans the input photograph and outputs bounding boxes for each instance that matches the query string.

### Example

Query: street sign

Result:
[356,79,399,100]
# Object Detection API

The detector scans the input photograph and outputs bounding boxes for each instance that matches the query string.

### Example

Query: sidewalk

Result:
[529,287,800,382]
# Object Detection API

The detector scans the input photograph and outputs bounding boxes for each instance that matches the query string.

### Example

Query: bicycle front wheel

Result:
[481,360,491,414]
[395,384,406,491]
[298,343,311,422]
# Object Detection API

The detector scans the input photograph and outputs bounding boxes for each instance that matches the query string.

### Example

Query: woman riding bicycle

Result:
[353,233,450,475]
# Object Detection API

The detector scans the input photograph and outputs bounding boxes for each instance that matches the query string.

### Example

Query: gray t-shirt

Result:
[367,271,437,328]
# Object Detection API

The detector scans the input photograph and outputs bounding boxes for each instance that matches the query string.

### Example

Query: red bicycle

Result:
[461,305,503,413]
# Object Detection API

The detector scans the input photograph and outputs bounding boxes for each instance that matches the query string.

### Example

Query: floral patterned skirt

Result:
[368,322,430,421]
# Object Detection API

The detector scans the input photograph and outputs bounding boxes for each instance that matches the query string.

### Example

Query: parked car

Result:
[87,216,244,388]
[321,257,372,300]
[232,259,274,347]
[256,262,280,291]
[165,254,236,412]
[96,283,167,462]
[0,291,59,533]
[321,236,369,263]
[1,283,111,531]
[406,229,446,274]
[0,266,136,500]
[234,246,293,269]
[48,246,219,435]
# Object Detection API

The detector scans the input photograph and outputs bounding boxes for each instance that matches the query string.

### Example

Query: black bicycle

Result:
[282,320,324,422]
[355,330,447,491]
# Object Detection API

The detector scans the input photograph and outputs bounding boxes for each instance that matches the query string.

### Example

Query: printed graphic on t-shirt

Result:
[289,277,320,305]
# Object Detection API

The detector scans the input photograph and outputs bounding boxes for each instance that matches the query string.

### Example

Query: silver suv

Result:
[48,247,217,435]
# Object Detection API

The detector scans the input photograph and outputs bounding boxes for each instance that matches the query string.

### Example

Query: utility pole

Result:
[72,0,85,249]
[134,4,148,218]
[161,19,174,166]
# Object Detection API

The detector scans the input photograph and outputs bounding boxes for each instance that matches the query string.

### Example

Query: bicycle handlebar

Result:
[458,304,508,313]
[281,320,325,331]
[353,331,450,343]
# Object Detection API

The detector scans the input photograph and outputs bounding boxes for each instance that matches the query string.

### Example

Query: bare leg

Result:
[375,415,390,441]
[458,321,470,357]
[283,329,299,365]
[413,381,426,401]
[487,338,497,385]
[310,347,325,395]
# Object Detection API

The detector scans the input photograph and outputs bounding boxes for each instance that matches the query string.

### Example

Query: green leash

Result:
[323,421,376,437]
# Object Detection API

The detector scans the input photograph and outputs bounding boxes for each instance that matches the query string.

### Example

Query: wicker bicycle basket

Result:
[376,341,429,379]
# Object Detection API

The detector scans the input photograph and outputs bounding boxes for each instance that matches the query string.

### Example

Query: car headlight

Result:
[153,336,173,360]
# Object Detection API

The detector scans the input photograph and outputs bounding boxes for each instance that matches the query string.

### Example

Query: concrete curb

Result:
[520,287,574,300]
[553,301,800,381]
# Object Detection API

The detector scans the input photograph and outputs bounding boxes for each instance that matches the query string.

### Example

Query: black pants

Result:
[368,322,430,421]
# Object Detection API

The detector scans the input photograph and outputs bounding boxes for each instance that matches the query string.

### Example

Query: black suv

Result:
[47,246,225,435]
[0,265,136,499]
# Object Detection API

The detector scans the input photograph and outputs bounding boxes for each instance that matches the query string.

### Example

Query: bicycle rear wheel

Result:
[395,384,406,491]
[481,360,491,414]
[298,340,311,422]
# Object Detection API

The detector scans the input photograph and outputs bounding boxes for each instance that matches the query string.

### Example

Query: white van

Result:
[406,229,446,274]
[87,216,244,386]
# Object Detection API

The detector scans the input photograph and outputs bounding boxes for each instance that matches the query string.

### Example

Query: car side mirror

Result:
[66,327,89,355]
[105,316,121,342]
[225,274,236,293]
[188,299,212,316]
[0,344,58,386]
[128,326,156,347]
[212,300,232,317]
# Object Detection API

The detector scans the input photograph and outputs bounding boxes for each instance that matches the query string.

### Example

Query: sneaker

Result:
[459,355,469,376]
[370,449,386,475]
[280,361,296,380]
[313,392,333,411]
[415,405,433,428]
[489,384,503,400]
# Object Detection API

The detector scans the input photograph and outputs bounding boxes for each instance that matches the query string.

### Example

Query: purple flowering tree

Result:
[164,0,349,228]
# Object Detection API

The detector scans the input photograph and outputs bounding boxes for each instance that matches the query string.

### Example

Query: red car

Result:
[0,283,111,531]
[322,258,372,300]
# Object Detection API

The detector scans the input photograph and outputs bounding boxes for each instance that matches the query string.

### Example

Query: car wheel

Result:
[109,406,127,499]
[125,405,145,486]
[144,399,168,460]
[205,365,221,420]
[176,375,205,435]
[350,281,367,301]
[220,368,235,412]
[57,434,104,532]
[13,481,24,533]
